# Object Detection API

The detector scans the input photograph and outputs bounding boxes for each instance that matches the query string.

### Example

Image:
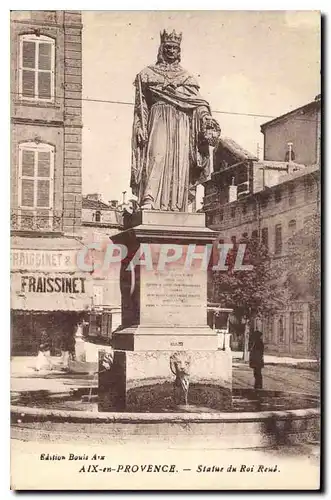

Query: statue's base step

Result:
[98,349,232,412]
[112,325,219,351]
[128,209,207,229]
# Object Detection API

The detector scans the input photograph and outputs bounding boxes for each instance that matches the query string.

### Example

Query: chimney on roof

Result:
[287,142,294,163]
[256,142,260,160]
[109,200,118,208]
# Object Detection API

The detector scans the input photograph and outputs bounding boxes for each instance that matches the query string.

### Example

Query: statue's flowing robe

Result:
[131,63,211,211]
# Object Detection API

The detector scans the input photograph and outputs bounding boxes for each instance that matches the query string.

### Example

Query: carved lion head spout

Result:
[170,351,191,377]
[99,351,114,372]
[170,351,191,405]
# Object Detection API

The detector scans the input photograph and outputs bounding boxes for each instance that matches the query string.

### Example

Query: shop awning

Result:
[10,236,93,312]
[11,272,92,312]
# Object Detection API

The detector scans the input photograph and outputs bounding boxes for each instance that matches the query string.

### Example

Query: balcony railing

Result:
[11,209,63,233]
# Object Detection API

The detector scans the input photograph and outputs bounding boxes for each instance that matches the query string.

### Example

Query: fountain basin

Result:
[11,388,319,449]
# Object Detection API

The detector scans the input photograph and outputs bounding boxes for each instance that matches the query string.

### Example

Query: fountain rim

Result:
[11,404,320,424]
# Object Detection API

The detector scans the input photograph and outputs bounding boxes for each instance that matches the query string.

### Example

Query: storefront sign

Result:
[11,270,91,311]
[11,249,79,272]
[21,275,86,293]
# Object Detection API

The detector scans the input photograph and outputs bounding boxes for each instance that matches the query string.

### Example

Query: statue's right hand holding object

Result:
[201,115,221,147]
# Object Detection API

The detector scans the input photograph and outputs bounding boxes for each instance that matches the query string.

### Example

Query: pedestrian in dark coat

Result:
[249,330,264,389]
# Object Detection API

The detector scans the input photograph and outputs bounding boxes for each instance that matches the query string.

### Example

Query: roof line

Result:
[260,98,320,130]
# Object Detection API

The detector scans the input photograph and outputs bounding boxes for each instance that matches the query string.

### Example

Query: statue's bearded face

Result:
[163,42,180,63]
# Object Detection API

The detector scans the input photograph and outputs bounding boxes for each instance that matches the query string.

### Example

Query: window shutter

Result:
[22,70,35,97]
[38,43,52,70]
[37,180,50,208]
[38,72,51,99]
[21,179,34,207]
[22,150,35,177]
[19,144,54,219]
[275,224,282,254]
[261,227,269,248]
[37,151,51,177]
[22,41,35,68]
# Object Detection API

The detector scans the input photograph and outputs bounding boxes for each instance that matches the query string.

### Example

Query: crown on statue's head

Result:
[160,29,182,46]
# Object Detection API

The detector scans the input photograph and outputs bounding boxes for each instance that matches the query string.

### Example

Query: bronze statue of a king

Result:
[130,30,220,212]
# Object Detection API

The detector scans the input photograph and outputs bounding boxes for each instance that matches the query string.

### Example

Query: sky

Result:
[81,10,320,203]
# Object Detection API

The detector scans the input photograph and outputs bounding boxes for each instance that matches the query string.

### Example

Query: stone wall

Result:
[206,170,319,254]
[63,11,83,235]
[262,104,320,166]
[10,10,83,235]
[203,165,319,358]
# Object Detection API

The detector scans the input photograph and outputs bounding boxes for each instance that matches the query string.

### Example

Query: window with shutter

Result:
[261,227,269,249]
[37,151,51,177]
[19,35,55,102]
[37,180,50,207]
[274,224,282,255]
[21,179,34,207]
[17,143,55,230]
[22,150,35,177]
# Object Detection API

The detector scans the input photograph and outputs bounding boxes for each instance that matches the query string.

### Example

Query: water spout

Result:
[170,352,191,406]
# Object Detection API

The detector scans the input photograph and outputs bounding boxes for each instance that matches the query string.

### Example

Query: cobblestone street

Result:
[233,363,319,396]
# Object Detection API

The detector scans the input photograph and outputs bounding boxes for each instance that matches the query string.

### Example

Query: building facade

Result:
[203,102,320,359]
[261,95,321,167]
[80,194,123,341]
[10,11,91,355]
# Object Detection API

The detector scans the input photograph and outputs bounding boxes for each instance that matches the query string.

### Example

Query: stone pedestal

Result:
[112,210,219,351]
[99,211,232,412]
[99,349,232,412]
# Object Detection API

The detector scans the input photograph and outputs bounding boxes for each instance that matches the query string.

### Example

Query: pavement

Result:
[232,351,318,367]
[11,356,96,395]
[10,354,320,397]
